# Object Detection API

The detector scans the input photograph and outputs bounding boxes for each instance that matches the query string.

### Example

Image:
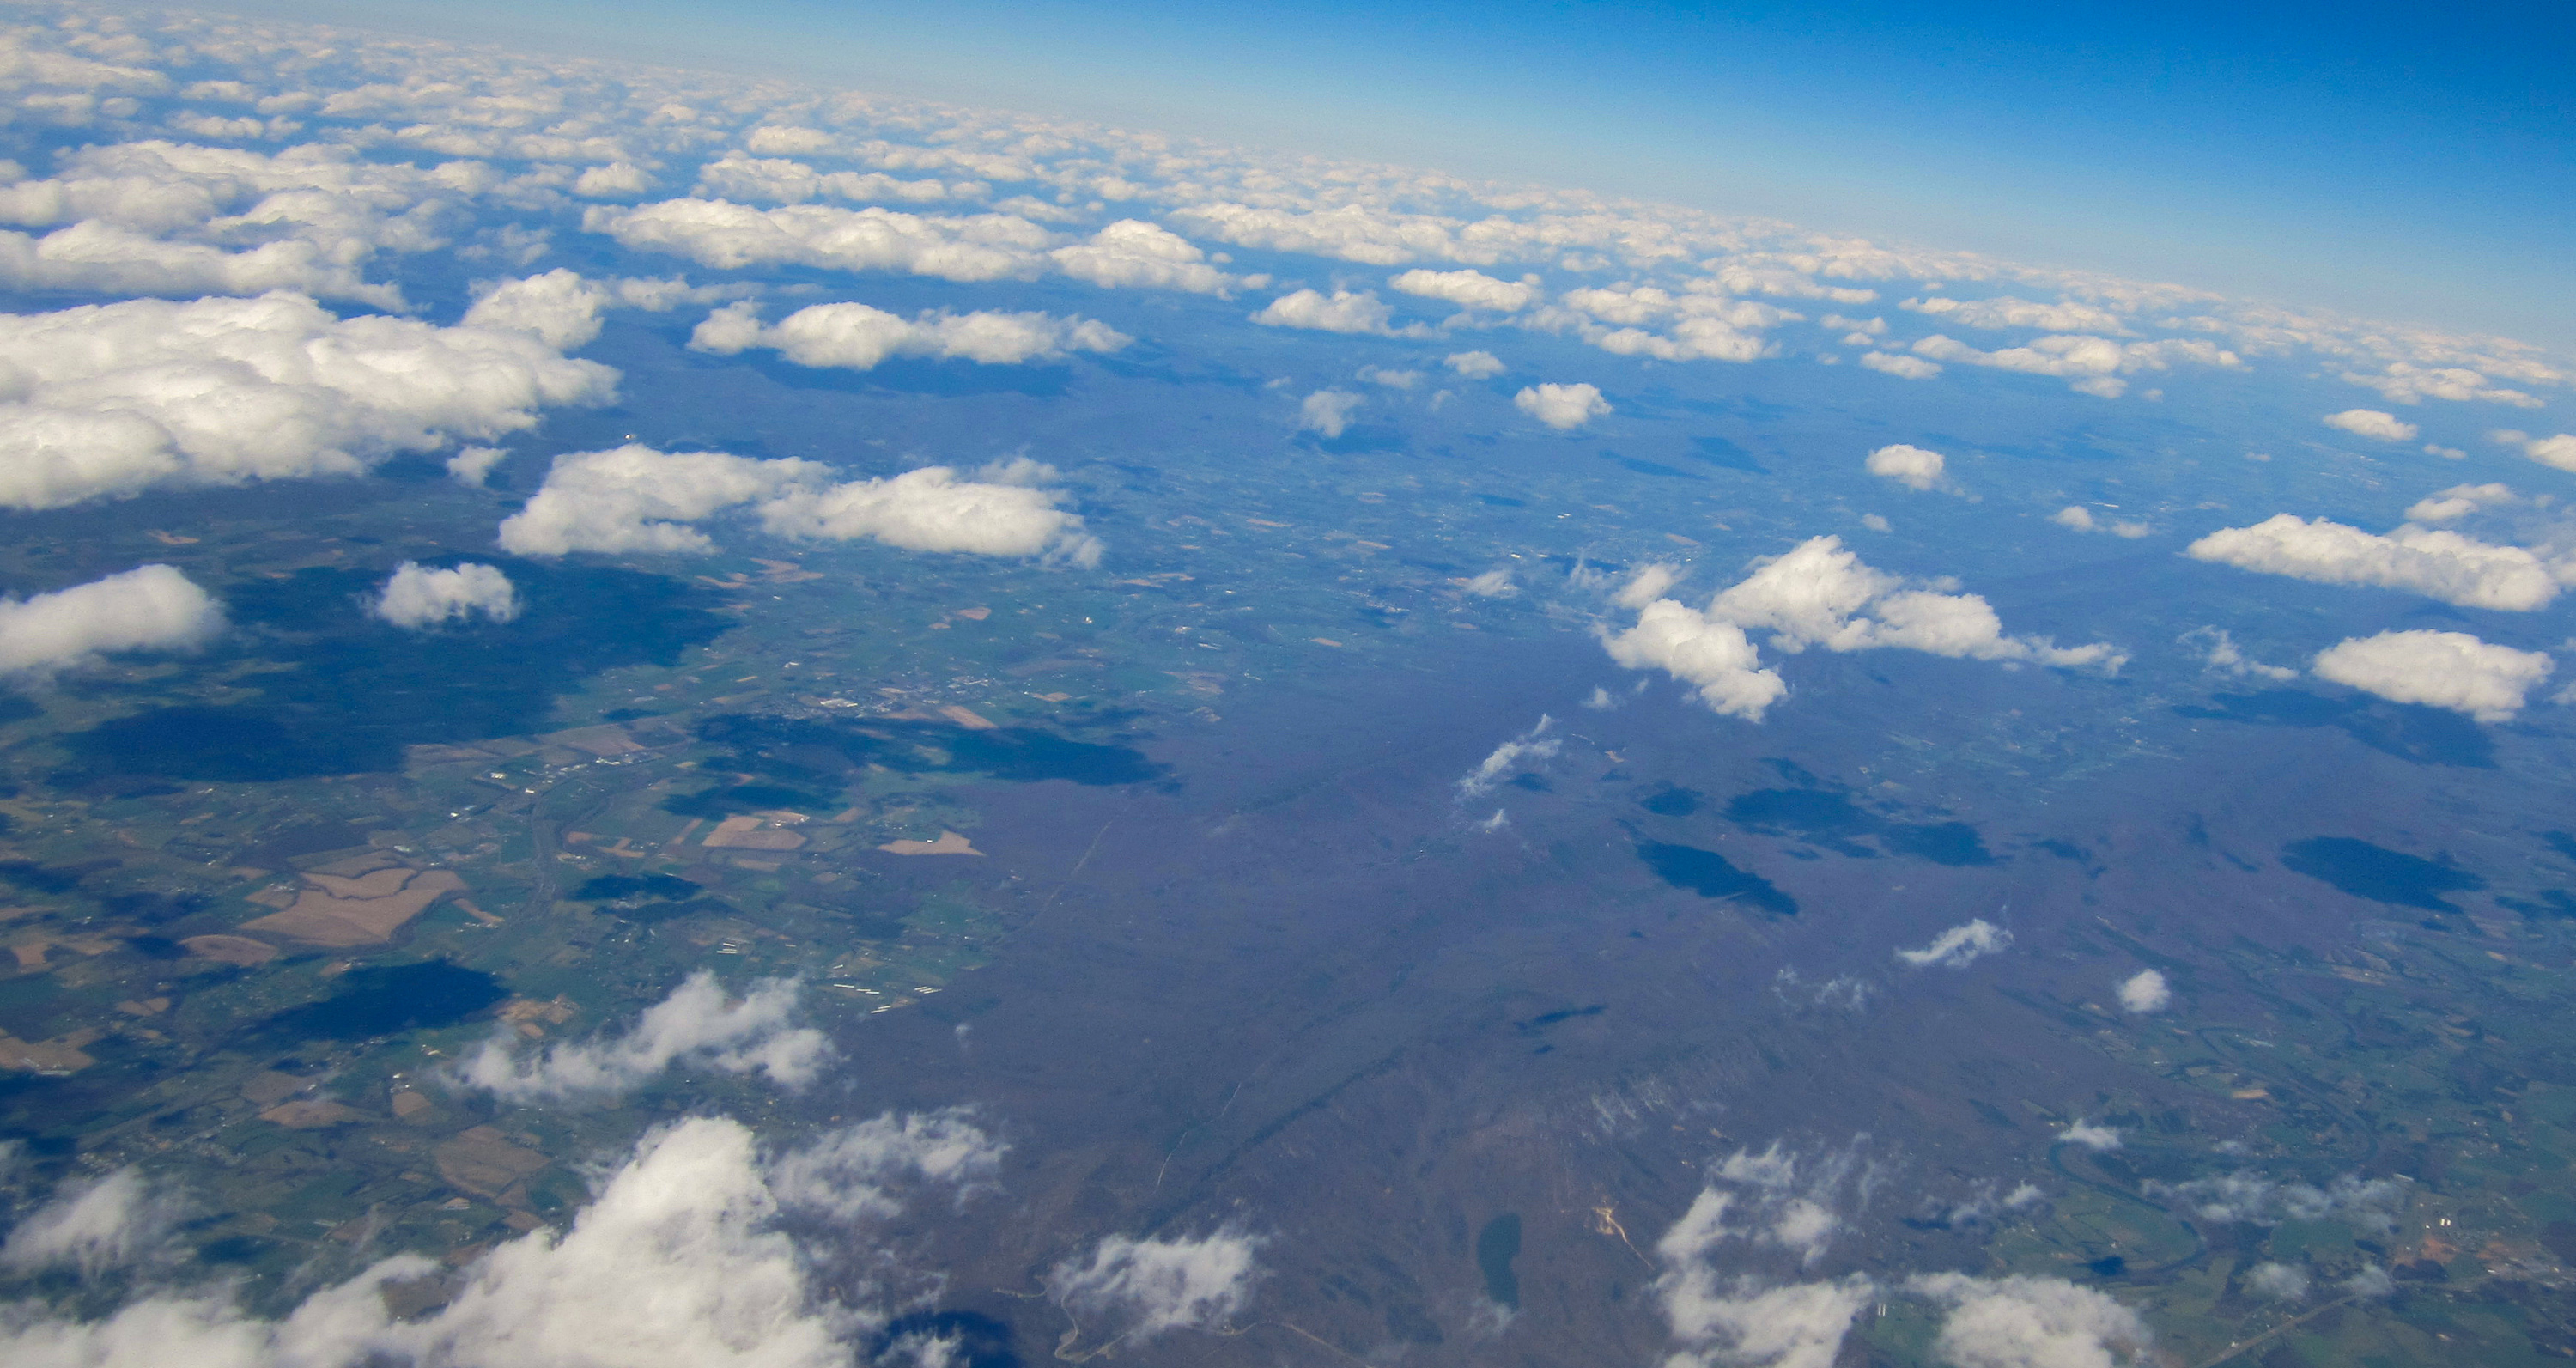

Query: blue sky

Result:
[227,0,2571,346]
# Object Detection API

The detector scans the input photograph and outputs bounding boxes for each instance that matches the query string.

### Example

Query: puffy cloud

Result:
[2495,429,2576,473]
[371,561,519,629]
[1297,387,1363,438]
[1907,1274,2154,1368]
[456,972,826,1101]
[500,445,824,556]
[2312,629,2552,721]
[1444,349,1504,378]
[0,564,222,677]
[1,1170,176,1276]
[447,446,508,486]
[692,152,962,207]
[1249,287,1407,335]
[1902,295,2126,333]
[1048,219,1236,294]
[2115,970,2169,1013]
[2057,1121,2121,1151]
[1458,714,1558,797]
[499,445,1101,564]
[586,198,1051,283]
[2180,627,2296,682]
[2050,506,2148,538]
[2342,362,2541,407]
[1708,537,2122,668]
[1601,598,1787,720]
[1865,443,1944,490]
[766,1109,1005,1224]
[1616,562,1686,610]
[1895,918,2011,968]
[2144,1172,2409,1231]
[2321,408,2419,441]
[2245,1262,2310,1299]
[1909,333,2237,397]
[1539,286,1794,363]
[1515,381,1609,429]
[689,300,1127,370]
[2184,514,2557,611]
[1357,364,1420,388]
[1860,350,1940,380]
[461,270,736,351]
[1046,1232,1261,1347]
[571,161,652,198]
[1388,267,1534,312]
[0,291,614,509]
[2404,483,2514,523]
[1652,1175,1874,1368]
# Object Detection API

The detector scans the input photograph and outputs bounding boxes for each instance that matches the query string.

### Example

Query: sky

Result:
[208,0,2574,349]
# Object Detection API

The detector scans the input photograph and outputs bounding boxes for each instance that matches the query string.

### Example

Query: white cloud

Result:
[463,269,617,350]
[447,446,507,486]
[1616,562,1685,610]
[1443,350,1504,378]
[2245,1262,2310,1299]
[500,445,824,556]
[764,1108,1005,1224]
[2342,362,2540,408]
[1652,1185,1872,1368]
[2404,483,2514,523]
[1049,219,1235,294]
[2321,408,2418,441]
[2116,969,2170,1013]
[587,198,1051,283]
[2057,1121,2121,1151]
[1458,715,1558,797]
[1708,537,2122,668]
[1601,598,1787,720]
[2312,629,2552,721]
[0,291,613,509]
[1515,381,1609,429]
[1903,295,2126,333]
[693,153,963,207]
[2179,628,2294,682]
[2050,506,2094,532]
[1909,332,2237,397]
[500,445,1101,564]
[1046,1231,1261,1347]
[571,161,651,198]
[1895,918,2011,969]
[371,561,519,629]
[0,564,223,677]
[2497,430,2576,473]
[689,300,1127,370]
[1865,443,1944,491]
[1860,350,1941,380]
[1907,1274,2154,1368]
[2184,514,2557,610]
[2144,1173,2409,1232]
[1389,267,1534,312]
[455,971,827,1101]
[1,1170,176,1276]
[1460,568,1514,596]
[1249,287,1404,335]
[1357,364,1420,388]
[1297,387,1363,438]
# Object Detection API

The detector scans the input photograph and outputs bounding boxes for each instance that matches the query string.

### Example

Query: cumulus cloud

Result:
[1895,918,2011,968]
[1601,598,1787,720]
[2050,506,2148,538]
[1909,332,2237,397]
[447,446,508,486]
[1249,287,1410,335]
[765,1109,1006,1224]
[0,1112,1011,1368]
[693,152,964,207]
[0,564,223,677]
[1865,443,1944,490]
[572,161,652,198]
[2322,409,2419,441]
[2144,1172,2409,1231]
[0,291,613,509]
[1297,387,1363,438]
[1515,381,1609,429]
[2495,429,2576,473]
[2116,970,2169,1013]
[499,445,1101,564]
[371,562,519,629]
[1046,1231,1261,1348]
[454,971,828,1101]
[1,1170,177,1276]
[689,300,1127,370]
[1861,350,1940,380]
[2057,1121,2121,1151]
[2184,514,2557,611]
[2178,627,2295,681]
[1908,1274,2154,1368]
[1903,295,2126,333]
[587,198,1052,283]
[2404,483,2514,523]
[1049,219,1236,294]
[2312,629,2552,721]
[1457,714,1558,797]
[2342,363,2540,407]
[1651,1159,1879,1368]
[2245,1262,2310,1299]
[1707,537,2122,669]
[1389,267,1534,312]
[1444,349,1504,378]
